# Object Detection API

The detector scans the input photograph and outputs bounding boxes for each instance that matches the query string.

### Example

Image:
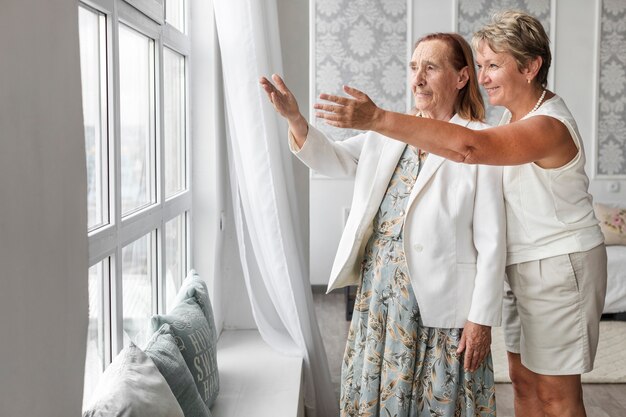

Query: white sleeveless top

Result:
[501,95,604,265]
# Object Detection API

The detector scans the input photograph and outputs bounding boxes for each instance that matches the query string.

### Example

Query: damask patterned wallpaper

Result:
[313,0,408,140]
[598,0,626,176]
[457,0,552,125]
[312,0,625,176]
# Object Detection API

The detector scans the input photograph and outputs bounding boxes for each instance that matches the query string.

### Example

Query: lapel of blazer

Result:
[405,114,470,209]
[405,153,445,209]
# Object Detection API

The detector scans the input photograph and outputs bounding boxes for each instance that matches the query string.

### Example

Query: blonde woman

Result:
[316,11,607,417]
[262,33,505,416]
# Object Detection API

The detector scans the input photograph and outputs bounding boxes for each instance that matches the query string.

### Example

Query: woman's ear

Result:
[523,56,543,80]
[457,66,470,90]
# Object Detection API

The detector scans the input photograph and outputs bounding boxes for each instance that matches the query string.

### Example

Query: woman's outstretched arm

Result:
[315,86,577,168]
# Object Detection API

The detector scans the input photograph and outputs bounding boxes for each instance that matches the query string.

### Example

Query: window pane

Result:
[164,48,186,198]
[165,0,185,33]
[119,25,155,216]
[122,233,154,347]
[165,213,186,312]
[79,6,108,230]
[83,260,107,410]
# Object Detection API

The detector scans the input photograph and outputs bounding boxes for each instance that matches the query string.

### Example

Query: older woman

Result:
[315,11,607,417]
[261,33,505,417]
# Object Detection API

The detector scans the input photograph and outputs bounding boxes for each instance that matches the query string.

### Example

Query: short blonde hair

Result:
[472,10,551,88]
[415,33,485,122]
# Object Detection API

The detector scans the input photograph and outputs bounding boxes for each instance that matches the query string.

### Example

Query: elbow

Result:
[461,147,480,165]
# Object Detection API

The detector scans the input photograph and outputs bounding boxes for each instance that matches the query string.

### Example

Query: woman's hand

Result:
[260,74,301,120]
[314,85,385,131]
[260,74,308,143]
[457,321,492,372]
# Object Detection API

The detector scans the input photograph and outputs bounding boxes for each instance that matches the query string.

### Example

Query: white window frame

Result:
[80,0,192,367]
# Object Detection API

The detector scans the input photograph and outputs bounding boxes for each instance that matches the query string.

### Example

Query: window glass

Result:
[119,25,155,216]
[165,0,185,33]
[79,6,108,230]
[165,213,186,311]
[164,48,186,198]
[83,260,107,409]
[122,233,154,347]
[79,1,193,409]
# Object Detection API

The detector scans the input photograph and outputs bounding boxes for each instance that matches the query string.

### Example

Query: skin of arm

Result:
[260,74,309,148]
[315,85,578,168]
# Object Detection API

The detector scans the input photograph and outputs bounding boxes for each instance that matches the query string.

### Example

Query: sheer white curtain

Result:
[213,2,338,417]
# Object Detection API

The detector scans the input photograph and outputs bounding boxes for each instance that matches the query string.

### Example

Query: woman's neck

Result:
[507,88,548,123]
[418,109,455,121]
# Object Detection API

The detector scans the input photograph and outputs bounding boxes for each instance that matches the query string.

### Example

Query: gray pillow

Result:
[144,324,212,417]
[173,270,218,343]
[83,343,184,417]
[151,298,219,409]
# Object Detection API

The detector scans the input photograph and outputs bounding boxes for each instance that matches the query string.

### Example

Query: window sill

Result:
[212,329,304,417]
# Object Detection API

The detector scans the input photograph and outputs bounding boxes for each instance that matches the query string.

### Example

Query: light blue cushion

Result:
[144,324,212,417]
[173,270,218,344]
[151,298,219,409]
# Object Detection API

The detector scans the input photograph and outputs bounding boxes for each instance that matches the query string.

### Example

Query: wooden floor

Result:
[314,293,626,416]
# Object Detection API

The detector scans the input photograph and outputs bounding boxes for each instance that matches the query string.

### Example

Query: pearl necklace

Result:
[505,89,547,124]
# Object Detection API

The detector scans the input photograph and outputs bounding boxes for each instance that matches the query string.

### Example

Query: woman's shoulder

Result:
[534,93,569,117]
[532,94,579,130]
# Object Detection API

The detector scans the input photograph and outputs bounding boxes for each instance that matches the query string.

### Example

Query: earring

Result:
[527,78,531,84]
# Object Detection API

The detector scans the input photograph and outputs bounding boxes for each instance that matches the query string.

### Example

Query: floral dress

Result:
[340,145,497,417]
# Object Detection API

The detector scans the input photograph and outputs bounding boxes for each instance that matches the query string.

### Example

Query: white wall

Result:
[0,1,88,416]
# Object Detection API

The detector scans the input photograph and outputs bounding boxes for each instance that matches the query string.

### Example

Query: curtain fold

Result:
[214,2,338,416]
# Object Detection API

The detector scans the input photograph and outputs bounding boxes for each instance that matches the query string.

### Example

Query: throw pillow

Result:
[82,343,184,417]
[594,203,626,245]
[172,270,218,341]
[144,324,212,417]
[151,298,219,409]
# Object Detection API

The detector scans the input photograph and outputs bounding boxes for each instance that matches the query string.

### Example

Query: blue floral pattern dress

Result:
[339,145,497,417]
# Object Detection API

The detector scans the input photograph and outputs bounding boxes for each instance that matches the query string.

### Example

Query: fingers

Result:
[343,85,368,100]
[315,112,351,129]
[464,342,486,372]
[315,111,342,122]
[464,342,475,372]
[470,347,481,372]
[260,74,288,96]
[314,102,345,114]
[272,73,290,95]
[463,340,490,372]
[259,76,278,98]
[465,346,489,372]
[460,322,492,372]
[318,93,354,106]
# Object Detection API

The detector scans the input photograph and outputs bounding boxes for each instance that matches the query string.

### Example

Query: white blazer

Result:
[290,115,506,328]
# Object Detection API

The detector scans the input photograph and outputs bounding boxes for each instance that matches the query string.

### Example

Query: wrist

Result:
[371,107,386,131]
[289,113,308,135]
